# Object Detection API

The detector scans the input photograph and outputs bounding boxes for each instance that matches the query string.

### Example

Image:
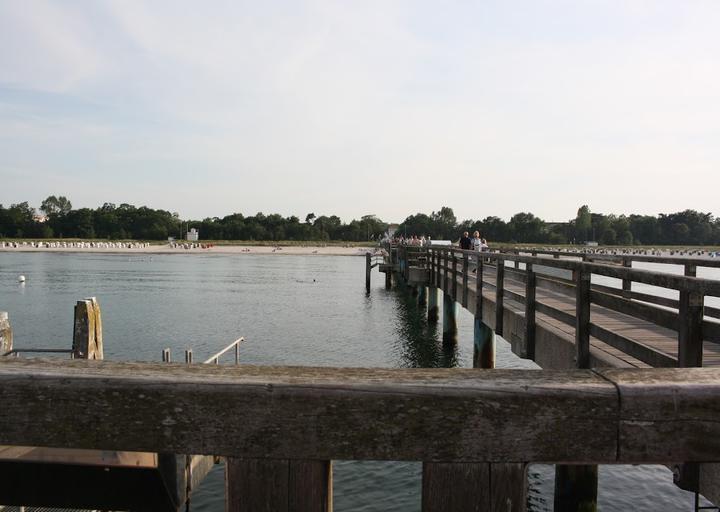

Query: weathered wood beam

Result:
[0,361,718,464]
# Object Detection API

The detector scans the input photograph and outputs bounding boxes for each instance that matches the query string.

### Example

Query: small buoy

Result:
[18,275,25,283]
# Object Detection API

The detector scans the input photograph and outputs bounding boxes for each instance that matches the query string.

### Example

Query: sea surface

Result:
[0,252,716,511]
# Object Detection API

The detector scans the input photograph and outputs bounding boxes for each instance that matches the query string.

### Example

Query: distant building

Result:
[186,228,199,242]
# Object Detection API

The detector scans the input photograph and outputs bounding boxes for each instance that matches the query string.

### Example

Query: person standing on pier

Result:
[459,231,471,250]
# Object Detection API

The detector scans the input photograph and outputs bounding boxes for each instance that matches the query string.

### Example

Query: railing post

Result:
[555,264,597,512]
[678,264,702,367]
[162,348,171,363]
[575,267,591,369]
[495,259,504,336]
[365,252,372,292]
[0,312,12,355]
[226,458,332,512]
[185,349,193,364]
[451,251,459,303]
[524,263,536,360]
[461,252,469,308]
[622,258,632,298]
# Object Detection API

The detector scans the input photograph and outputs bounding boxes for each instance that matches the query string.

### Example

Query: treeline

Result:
[0,197,718,246]
[0,197,387,241]
[397,206,720,246]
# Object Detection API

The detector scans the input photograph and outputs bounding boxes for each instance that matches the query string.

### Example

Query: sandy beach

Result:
[0,242,377,256]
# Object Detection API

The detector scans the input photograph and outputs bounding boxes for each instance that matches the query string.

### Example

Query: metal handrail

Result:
[203,337,244,365]
[2,348,74,358]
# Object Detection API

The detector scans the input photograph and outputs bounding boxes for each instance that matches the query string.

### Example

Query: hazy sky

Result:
[1,1,718,223]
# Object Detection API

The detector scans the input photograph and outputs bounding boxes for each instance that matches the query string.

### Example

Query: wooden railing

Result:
[422,247,720,368]
[0,359,718,509]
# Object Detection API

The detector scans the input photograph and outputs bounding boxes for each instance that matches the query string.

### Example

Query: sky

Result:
[0,1,718,223]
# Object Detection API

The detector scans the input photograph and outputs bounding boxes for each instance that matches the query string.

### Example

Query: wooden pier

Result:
[1,249,720,511]
[381,243,720,509]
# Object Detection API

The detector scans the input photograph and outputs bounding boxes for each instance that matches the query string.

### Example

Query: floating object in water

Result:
[18,275,25,283]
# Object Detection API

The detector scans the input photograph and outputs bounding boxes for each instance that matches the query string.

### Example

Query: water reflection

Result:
[390,283,459,369]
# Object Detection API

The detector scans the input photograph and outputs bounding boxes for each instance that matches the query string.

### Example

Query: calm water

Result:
[0,252,711,511]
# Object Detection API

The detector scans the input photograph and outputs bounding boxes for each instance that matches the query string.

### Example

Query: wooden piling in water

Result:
[0,311,12,354]
[418,286,427,307]
[72,297,103,360]
[365,253,372,291]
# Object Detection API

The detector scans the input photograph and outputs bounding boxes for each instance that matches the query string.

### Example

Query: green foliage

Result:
[0,198,718,246]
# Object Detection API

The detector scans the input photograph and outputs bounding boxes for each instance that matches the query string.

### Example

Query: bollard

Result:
[72,297,104,360]
[365,253,372,291]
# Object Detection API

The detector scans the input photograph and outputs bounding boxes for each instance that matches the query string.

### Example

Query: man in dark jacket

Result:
[459,231,471,250]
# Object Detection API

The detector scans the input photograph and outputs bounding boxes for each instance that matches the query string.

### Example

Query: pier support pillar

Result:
[554,465,597,512]
[385,269,392,289]
[418,286,427,308]
[473,317,495,369]
[442,293,458,343]
[365,253,372,292]
[0,312,12,355]
[427,286,440,323]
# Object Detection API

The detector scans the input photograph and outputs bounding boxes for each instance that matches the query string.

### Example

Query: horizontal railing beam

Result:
[0,360,718,464]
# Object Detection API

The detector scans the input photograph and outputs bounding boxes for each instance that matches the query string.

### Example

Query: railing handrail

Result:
[0,359,717,465]
[425,247,720,297]
[203,337,245,365]
[2,348,75,358]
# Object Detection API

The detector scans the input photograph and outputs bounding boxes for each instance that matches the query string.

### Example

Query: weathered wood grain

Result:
[0,360,620,463]
[422,462,489,512]
[598,367,720,463]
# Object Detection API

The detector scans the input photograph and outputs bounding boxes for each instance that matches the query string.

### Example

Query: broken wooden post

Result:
[0,312,12,354]
[72,297,103,360]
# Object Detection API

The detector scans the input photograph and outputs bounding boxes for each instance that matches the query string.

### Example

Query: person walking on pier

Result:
[459,231,471,250]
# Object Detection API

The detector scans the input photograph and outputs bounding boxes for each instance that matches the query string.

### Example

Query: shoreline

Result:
[0,243,377,256]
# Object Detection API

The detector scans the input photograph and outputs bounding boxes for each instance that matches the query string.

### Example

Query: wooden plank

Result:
[288,460,332,512]
[679,291,704,367]
[588,323,677,368]
[490,462,527,512]
[422,462,489,512]
[536,302,576,327]
[226,458,289,511]
[590,290,679,332]
[0,360,620,463]
[598,368,720,463]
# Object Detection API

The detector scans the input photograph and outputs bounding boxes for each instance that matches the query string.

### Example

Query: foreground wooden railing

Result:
[0,359,718,510]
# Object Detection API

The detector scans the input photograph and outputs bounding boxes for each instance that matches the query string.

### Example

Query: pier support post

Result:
[0,312,12,355]
[442,293,458,343]
[555,267,597,512]
[428,286,440,323]
[385,269,392,289]
[365,253,372,292]
[226,458,332,512]
[418,286,427,307]
[72,297,103,360]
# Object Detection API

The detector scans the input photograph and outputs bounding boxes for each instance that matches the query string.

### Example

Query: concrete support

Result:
[428,286,440,323]
[418,286,427,308]
[442,293,458,343]
[0,312,12,354]
[473,317,495,369]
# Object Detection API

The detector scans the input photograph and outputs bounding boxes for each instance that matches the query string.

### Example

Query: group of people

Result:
[458,231,489,252]
[391,235,432,246]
